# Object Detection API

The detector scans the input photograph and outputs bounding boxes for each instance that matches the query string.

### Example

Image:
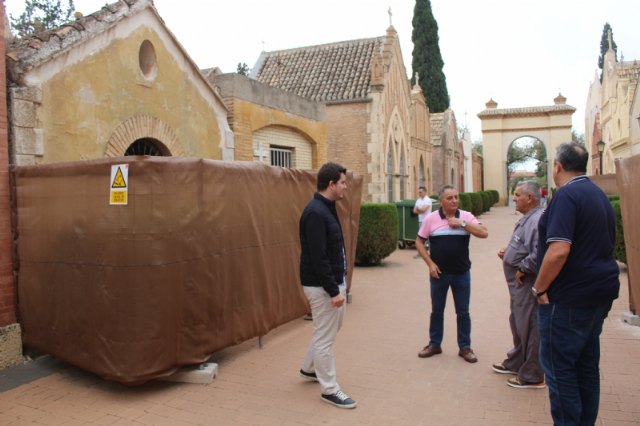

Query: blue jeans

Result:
[537,302,612,426]
[428,271,471,348]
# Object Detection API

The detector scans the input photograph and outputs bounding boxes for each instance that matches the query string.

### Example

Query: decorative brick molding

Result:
[105,115,184,157]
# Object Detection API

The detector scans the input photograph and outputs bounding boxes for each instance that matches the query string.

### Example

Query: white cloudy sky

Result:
[6,0,639,143]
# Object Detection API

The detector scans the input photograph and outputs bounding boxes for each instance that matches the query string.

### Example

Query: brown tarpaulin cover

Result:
[12,157,362,384]
[615,156,640,314]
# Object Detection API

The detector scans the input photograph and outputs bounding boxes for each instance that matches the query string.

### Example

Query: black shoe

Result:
[299,369,318,382]
[321,390,357,408]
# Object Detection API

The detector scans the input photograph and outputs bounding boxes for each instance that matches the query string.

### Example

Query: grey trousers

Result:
[503,278,544,383]
[301,285,346,395]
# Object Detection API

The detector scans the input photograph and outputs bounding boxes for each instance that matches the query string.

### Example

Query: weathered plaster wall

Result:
[14,25,226,165]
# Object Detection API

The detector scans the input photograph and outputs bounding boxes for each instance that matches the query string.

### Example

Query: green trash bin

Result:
[395,200,419,249]
[394,199,440,249]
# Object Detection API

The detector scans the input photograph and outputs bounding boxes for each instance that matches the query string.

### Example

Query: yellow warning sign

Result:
[110,190,128,204]
[111,166,127,188]
[109,164,129,205]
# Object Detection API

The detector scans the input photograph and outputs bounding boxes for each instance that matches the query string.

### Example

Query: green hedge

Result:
[469,193,483,216]
[356,203,398,266]
[610,200,626,264]
[488,190,500,205]
[458,192,472,212]
[480,191,491,213]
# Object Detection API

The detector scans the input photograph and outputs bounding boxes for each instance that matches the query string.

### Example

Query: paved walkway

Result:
[1,206,639,425]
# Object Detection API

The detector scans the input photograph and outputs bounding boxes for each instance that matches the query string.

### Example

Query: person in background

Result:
[415,185,488,363]
[533,142,619,425]
[540,186,548,207]
[494,181,545,389]
[298,162,357,409]
[413,186,433,256]
[413,186,433,228]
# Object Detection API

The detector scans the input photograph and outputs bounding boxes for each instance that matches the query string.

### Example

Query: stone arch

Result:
[384,108,409,201]
[105,115,184,157]
[478,96,575,205]
[505,135,548,195]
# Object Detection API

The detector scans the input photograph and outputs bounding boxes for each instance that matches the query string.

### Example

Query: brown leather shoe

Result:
[418,345,442,358]
[458,348,478,363]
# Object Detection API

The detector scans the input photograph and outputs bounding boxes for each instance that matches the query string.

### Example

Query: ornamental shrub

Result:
[469,193,483,216]
[458,192,472,212]
[480,191,491,213]
[356,203,398,266]
[488,190,500,205]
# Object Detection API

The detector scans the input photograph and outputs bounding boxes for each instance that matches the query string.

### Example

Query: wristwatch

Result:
[460,220,467,228]
[531,286,547,298]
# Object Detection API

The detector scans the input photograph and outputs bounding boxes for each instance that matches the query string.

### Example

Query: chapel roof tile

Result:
[252,37,385,103]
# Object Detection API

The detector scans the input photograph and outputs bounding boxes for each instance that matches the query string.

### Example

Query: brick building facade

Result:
[252,26,433,202]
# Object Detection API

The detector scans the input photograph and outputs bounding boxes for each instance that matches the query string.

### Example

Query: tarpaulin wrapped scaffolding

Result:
[12,157,362,384]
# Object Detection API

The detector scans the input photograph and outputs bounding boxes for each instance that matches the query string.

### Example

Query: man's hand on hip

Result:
[331,293,345,308]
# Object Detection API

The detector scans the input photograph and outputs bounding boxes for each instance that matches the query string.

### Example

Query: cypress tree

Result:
[598,22,618,83]
[411,0,449,112]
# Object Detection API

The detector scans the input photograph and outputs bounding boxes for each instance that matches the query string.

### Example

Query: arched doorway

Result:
[506,136,548,204]
[478,95,574,205]
[124,138,170,156]
[105,115,183,157]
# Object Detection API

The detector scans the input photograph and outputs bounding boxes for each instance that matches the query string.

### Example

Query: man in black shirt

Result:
[298,162,356,409]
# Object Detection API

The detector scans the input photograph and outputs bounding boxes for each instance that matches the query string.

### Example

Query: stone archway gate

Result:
[478,95,575,205]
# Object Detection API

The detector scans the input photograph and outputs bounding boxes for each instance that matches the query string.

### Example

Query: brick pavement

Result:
[1,205,639,425]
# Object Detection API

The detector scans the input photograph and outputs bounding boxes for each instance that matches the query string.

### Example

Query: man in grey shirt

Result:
[494,181,545,389]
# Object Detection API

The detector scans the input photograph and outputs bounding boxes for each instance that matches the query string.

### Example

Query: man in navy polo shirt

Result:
[415,185,488,363]
[532,142,619,426]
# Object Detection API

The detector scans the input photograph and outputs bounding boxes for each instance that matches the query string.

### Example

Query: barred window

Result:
[270,147,292,168]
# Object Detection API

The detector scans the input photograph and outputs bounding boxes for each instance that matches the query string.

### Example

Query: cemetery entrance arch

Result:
[477,95,575,205]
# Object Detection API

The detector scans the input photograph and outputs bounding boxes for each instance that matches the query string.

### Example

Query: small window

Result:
[270,146,292,168]
[139,40,158,81]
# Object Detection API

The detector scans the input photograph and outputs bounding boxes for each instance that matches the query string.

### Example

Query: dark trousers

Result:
[537,301,612,426]
[428,271,471,348]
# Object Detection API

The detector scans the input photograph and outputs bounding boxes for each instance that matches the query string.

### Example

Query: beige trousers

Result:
[301,285,346,395]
